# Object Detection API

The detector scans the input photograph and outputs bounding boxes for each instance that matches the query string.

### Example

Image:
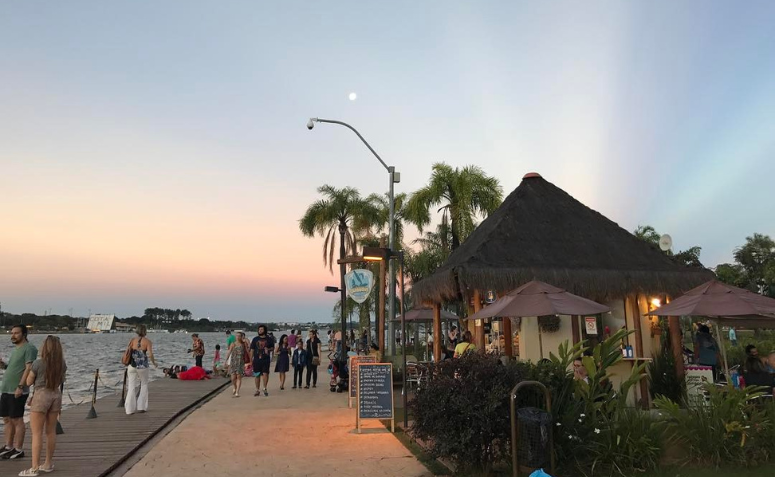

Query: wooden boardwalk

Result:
[3,376,229,477]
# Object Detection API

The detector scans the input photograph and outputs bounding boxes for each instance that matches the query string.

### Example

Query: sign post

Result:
[356,363,394,433]
[349,355,376,408]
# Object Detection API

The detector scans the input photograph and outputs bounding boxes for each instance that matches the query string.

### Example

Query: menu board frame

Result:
[349,355,377,408]
[356,362,394,433]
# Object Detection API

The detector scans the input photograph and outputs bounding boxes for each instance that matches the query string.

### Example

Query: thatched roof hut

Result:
[413,173,714,303]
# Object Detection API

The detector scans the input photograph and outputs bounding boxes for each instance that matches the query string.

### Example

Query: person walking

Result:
[0,324,38,461]
[18,336,66,476]
[225,335,245,397]
[190,334,205,368]
[288,330,297,349]
[291,341,307,389]
[729,327,738,347]
[250,325,274,397]
[124,324,157,415]
[213,345,222,375]
[305,330,322,389]
[274,335,291,390]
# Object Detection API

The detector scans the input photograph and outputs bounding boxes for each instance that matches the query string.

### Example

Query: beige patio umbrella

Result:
[647,280,775,379]
[467,280,610,358]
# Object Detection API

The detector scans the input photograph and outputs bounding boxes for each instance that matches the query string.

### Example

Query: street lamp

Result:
[363,246,408,429]
[307,117,400,356]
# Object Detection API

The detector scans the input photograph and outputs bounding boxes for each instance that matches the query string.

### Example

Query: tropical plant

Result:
[655,384,771,467]
[648,333,687,404]
[299,185,381,273]
[405,162,502,251]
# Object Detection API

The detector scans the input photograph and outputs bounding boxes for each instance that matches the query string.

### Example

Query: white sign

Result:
[345,269,375,304]
[87,314,115,331]
[584,317,598,335]
[685,365,714,407]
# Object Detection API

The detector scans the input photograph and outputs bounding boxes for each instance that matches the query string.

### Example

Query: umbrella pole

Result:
[538,326,544,360]
[715,321,730,384]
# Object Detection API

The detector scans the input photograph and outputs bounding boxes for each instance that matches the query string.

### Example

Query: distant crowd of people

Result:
[0,325,67,476]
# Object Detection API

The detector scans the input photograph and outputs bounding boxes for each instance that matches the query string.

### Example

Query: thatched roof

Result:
[413,173,715,303]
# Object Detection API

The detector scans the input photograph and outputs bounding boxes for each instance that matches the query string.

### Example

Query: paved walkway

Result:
[122,378,431,477]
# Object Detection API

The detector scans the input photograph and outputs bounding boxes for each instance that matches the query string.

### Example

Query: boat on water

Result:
[147,329,170,333]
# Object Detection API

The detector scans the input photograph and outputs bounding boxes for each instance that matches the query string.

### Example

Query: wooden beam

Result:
[503,317,513,358]
[472,290,485,350]
[433,303,442,362]
[629,294,649,409]
[668,315,685,380]
[571,314,581,345]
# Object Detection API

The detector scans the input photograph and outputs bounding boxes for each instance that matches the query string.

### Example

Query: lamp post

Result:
[363,246,408,429]
[307,117,400,356]
[324,284,347,379]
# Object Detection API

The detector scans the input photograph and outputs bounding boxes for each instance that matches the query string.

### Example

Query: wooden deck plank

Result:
[3,377,228,477]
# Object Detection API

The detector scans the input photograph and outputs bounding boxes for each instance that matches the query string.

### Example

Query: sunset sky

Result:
[1,1,774,321]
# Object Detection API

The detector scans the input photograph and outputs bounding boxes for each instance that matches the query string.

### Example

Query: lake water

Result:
[0,329,332,410]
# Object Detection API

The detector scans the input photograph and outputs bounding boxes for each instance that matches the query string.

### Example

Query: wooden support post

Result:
[433,303,442,363]
[629,295,649,409]
[503,317,513,358]
[473,290,485,350]
[378,259,386,360]
[668,316,685,380]
[571,314,581,345]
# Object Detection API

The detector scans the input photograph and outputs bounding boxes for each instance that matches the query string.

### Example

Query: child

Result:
[291,341,307,389]
[213,344,222,375]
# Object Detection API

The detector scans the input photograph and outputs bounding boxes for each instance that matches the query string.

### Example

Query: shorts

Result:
[29,389,63,414]
[253,358,270,376]
[0,393,29,419]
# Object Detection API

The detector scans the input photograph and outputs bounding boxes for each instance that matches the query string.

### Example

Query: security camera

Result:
[306,119,315,130]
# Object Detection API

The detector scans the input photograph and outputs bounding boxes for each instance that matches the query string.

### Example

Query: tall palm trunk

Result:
[338,220,348,359]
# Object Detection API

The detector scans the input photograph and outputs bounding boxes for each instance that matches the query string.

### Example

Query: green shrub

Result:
[409,353,523,474]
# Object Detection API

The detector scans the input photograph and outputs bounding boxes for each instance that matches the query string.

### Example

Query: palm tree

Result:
[299,185,381,273]
[367,192,408,248]
[633,225,660,246]
[405,163,502,251]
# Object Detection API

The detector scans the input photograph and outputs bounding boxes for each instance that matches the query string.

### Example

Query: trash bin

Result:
[516,407,552,468]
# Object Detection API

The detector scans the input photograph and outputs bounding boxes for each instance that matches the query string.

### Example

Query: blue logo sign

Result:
[345,269,375,304]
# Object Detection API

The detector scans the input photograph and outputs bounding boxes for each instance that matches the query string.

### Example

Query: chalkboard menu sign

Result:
[349,356,376,407]
[356,363,394,433]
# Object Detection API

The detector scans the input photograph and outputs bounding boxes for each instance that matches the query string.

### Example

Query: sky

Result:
[1,1,774,322]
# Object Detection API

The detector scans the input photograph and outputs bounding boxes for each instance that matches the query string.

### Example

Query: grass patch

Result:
[643,465,775,477]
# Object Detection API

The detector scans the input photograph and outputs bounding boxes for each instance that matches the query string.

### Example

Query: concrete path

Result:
[122,378,431,477]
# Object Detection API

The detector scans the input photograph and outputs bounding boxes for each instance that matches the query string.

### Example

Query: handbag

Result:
[121,342,133,366]
[312,356,321,366]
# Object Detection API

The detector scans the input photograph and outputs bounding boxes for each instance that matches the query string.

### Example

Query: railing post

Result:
[87,369,99,419]
[118,368,128,407]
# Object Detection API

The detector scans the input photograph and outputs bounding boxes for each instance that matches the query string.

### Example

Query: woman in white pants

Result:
[124,325,157,415]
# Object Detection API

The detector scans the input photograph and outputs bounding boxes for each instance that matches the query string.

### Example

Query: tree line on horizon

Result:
[300,162,775,330]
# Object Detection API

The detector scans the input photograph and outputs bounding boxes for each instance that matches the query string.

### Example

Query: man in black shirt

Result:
[250,325,274,397]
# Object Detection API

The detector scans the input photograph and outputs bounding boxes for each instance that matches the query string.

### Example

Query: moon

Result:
[348,92,357,101]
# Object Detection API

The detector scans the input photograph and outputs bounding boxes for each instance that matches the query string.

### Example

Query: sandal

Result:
[39,465,54,473]
[19,469,39,477]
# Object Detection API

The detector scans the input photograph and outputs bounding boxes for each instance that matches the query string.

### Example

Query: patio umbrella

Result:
[647,280,775,380]
[466,280,610,358]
